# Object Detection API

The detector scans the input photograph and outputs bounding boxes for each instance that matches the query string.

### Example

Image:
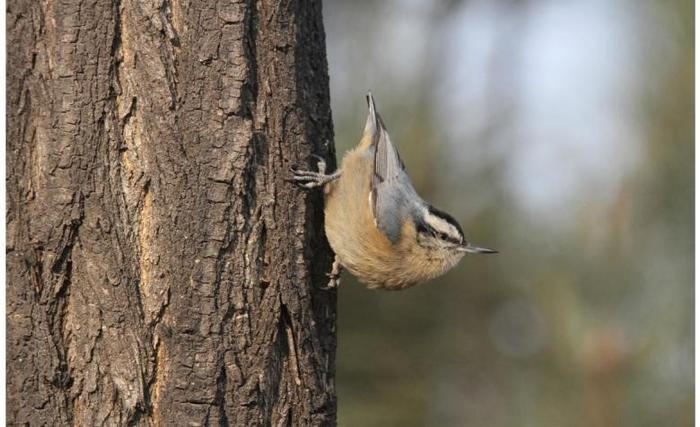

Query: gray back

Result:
[370,122,424,243]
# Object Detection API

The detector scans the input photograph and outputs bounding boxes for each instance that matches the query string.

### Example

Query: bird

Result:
[292,92,496,290]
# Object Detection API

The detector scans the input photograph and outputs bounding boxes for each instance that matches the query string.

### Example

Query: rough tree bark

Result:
[7,0,337,425]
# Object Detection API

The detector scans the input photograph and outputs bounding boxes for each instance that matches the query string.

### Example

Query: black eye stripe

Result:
[416,207,465,245]
[426,228,461,245]
[416,220,430,235]
[440,232,461,244]
[426,205,464,238]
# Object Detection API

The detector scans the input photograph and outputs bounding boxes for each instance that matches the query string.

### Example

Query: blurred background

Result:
[323,0,694,426]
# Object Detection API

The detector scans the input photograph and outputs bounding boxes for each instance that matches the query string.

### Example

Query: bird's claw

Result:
[320,255,342,290]
[289,155,340,189]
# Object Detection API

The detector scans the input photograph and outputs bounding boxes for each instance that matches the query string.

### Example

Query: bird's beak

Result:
[457,242,498,254]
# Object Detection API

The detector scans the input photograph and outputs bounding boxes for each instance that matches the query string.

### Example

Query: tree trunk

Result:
[7,0,337,425]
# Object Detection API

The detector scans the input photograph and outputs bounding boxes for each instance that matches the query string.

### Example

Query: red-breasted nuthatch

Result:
[293,92,496,290]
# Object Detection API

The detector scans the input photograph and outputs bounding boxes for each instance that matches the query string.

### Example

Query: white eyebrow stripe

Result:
[424,215,460,239]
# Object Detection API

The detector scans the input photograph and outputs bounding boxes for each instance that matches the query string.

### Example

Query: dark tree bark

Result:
[7,0,336,425]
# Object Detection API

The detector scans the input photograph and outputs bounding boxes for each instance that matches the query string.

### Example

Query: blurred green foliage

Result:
[324,0,693,426]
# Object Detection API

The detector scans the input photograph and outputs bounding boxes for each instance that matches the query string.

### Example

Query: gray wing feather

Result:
[373,121,405,185]
[371,122,421,243]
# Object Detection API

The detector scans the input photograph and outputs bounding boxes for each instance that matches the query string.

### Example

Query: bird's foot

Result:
[321,255,343,290]
[290,155,340,189]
